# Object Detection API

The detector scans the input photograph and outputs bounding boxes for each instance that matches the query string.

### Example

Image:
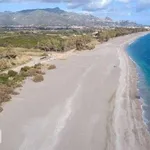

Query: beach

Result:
[0,32,150,150]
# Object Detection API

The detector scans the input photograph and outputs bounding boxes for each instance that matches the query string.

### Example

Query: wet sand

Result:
[0,32,150,150]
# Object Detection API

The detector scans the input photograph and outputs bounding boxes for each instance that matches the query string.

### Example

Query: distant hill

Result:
[0,7,141,27]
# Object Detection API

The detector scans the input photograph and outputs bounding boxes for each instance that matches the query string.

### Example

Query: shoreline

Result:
[108,32,150,150]
[125,33,150,132]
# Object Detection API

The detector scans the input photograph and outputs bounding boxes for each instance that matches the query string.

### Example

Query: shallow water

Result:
[127,33,150,131]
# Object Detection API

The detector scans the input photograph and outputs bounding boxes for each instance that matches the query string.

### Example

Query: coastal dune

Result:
[0,33,150,150]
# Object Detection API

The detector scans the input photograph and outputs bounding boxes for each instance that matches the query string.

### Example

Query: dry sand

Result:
[0,33,150,150]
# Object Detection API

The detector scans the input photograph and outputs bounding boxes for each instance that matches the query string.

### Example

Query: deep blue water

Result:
[127,33,150,130]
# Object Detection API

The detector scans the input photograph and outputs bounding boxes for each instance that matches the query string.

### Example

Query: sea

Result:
[127,33,150,131]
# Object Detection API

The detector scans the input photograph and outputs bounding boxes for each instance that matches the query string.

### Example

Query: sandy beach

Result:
[0,32,150,150]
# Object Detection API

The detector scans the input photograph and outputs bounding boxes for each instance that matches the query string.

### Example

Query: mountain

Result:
[18,7,65,14]
[0,7,141,27]
[105,17,113,22]
[118,20,139,27]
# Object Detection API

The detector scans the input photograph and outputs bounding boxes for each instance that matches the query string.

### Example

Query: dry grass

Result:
[0,59,11,71]
[85,43,95,50]
[47,64,56,70]
[0,106,3,112]
[0,84,13,104]
[27,67,45,76]
[0,62,56,112]
[0,55,31,71]
[32,74,44,82]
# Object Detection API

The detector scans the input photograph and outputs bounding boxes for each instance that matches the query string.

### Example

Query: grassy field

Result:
[0,30,94,50]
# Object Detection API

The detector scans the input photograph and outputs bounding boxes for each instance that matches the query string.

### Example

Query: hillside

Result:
[0,7,141,27]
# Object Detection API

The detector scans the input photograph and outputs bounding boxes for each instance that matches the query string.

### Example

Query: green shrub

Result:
[8,70,18,77]
[0,73,9,84]
[34,63,42,69]
[13,75,25,84]
[20,66,31,72]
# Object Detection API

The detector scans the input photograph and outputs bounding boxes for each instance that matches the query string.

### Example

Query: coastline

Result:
[108,32,150,150]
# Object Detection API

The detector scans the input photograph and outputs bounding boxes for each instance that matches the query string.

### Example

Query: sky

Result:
[0,0,150,25]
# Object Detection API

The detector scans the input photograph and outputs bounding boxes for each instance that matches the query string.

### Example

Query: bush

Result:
[0,73,9,84]
[76,39,84,50]
[0,106,3,112]
[32,74,44,82]
[27,68,45,76]
[27,68,37,76]
[20,66,30,72]
[34,63,42,69]
[0,59,9,71]
[85,43,95,50]
[19,71,28,77]
[0,62,52,109]
[35,70,45,75]
[47,64,56,70]
[0,84,13,103]
[41,53,48,57]
[8,70,18,77]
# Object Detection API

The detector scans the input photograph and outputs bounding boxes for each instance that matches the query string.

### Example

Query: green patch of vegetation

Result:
[96,28,147,42]
[20,66,31,72]
[8,70,18,77]
[0,31,95,52]
[0,63,56,112]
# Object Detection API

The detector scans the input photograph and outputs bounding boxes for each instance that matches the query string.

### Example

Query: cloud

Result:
[0,0,150,12]
[136,0,150,12]
[83,0,113,11]
[0,0,114,11]
[117,0,130,2]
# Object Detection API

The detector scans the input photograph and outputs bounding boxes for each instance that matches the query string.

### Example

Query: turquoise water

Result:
[127,33,150,130]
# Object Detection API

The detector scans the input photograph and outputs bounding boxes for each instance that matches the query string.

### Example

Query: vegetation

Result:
[0,27,147,71]
[0,63,56,111]
[32,74,44,82]
[0,31,95,52]
[47,64,56,70]
[8,70,18,77]
[38,34,93,51]
[96,28,147,42]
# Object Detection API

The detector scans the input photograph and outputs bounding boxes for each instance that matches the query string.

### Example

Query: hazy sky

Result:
[0,0,150,25]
